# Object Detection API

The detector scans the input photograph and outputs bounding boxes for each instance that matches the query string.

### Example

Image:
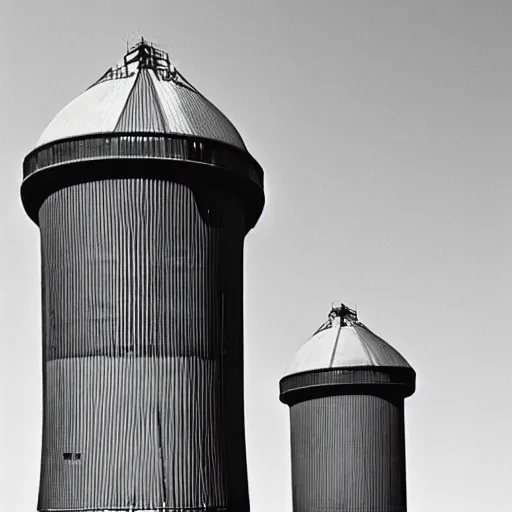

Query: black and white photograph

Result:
[0,2,510,512]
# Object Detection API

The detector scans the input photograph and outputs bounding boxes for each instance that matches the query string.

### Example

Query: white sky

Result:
[1,1,511,511]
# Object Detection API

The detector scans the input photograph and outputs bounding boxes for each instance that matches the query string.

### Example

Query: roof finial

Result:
[329,302,358,325]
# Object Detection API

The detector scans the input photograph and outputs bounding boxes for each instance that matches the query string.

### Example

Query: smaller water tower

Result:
[279,303,415,512]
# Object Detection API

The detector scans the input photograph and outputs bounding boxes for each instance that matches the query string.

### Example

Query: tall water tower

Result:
[22,40,264,512]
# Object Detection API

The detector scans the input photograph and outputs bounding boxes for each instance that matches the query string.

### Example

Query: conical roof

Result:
[285,304,412,377]
[35,40,246,150]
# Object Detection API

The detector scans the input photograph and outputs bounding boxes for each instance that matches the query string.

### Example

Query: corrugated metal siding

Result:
[150,71,246,150]
[41,357,226,510]
[115,68,169,133]
[289,395,407,512]
[38,178,249,511]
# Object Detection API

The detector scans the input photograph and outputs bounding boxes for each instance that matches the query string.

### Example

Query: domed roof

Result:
[285,304,412,376]
[35,39,246,150]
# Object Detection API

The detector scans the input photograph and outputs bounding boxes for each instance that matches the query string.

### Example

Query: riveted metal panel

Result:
[289,394,407,512]
[37,178,249,511]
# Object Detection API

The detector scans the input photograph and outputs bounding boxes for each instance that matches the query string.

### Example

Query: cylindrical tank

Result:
[22,40,264,512]
[280,304,415,512]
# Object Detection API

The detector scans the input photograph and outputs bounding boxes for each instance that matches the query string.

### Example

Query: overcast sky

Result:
[1,1,511,511]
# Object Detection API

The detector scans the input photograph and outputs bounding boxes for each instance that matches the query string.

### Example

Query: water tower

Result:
[280,304,415,512]
[22,40,264,512]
